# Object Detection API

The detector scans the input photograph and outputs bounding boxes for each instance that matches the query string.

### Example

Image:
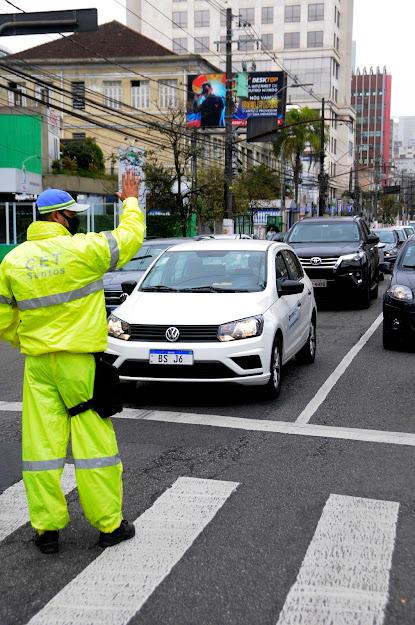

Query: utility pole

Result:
[223,7,234,231]
[318,97,327,216]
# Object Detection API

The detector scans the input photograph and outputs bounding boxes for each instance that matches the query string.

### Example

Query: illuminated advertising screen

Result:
[186,71,287,129]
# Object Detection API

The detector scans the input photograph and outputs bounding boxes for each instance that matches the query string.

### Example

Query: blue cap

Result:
[36,188,89,215]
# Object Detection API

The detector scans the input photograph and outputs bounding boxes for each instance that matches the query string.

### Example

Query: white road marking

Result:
[3,402,415,448]
[295,312,383,424]
[0,400,22,411]
[276,494,399,625]
[26,476,238,625]
[120,408,415,448]
[0,464,76,542]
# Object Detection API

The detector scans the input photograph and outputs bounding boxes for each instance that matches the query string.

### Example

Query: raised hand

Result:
[117,170,140,201]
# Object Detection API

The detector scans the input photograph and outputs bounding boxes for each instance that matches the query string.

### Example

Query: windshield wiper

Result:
[180,285,249,293]
[403,264,415,269]
[140,285,179,292]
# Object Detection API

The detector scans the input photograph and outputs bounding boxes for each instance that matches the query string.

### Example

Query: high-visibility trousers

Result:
[22,352,123,533]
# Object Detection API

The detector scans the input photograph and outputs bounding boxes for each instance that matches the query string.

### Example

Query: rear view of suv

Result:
[286,217,379,308]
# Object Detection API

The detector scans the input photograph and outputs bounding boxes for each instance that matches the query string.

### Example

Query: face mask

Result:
[61,212,80,235]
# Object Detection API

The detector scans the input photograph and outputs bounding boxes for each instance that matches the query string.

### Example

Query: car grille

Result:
[129,324,219,342]
[118,360,239,379]
[105,289,123,308]
[299,257,339,269]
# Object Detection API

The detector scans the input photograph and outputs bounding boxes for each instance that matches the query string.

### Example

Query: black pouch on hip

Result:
[68,354,123,419]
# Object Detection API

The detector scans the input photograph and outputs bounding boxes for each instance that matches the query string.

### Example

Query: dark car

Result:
[383,238,415,349]
[371,228,400,270]
[104,238,190,314]
[286,216,379,308]
[403,225,415,238]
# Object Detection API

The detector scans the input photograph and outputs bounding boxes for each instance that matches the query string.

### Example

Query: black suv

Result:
[286,217,379,307]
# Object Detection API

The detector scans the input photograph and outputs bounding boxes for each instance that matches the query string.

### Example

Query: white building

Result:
[127,0,355,202]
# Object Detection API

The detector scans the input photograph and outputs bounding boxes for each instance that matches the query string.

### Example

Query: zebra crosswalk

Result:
[0,470,401,625]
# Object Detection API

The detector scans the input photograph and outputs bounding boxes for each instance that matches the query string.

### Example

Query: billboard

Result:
[186,71,287,130]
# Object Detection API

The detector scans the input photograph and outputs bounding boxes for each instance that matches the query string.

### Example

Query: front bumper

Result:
[106,334,271,385]
[383,295,415,338]
[304,265,367,295]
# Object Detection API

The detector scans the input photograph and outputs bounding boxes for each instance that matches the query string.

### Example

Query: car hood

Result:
[392,269,415,289]
[103,270,145,289]
[382,243,398,253]
[113,290,272,325]
[288,242,361,257]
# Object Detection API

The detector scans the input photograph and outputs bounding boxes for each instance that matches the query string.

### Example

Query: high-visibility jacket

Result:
[0,197,145,355]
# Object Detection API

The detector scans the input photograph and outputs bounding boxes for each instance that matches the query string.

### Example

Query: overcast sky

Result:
[0,0,411,118]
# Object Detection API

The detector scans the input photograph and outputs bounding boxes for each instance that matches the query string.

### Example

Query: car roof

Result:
[142,237,192,245]
[159,239,282,252]
[294,216,360,224]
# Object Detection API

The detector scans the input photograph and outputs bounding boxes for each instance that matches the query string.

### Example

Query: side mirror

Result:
[278,279,304,296]
[121,280,137,296]
[367,233,379,244]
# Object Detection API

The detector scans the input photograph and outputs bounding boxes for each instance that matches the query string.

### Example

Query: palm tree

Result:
[273,107,322,212]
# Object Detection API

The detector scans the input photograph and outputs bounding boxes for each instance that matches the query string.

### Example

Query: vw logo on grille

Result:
[310,257,322,265]
[165,326,180,342]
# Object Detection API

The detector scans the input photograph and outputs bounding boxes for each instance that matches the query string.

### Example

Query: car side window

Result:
[282,250,303,280]
[275,253,289,281]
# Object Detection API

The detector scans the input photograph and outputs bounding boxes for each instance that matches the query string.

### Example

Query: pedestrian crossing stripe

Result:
[276,494,399,625]
[0,464,76,542]
[25,477,239,625]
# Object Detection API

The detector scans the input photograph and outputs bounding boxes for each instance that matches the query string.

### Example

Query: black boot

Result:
[34,530,59,554]
[98,520,135,548]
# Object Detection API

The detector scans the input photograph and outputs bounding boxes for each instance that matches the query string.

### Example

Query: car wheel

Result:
[262,336,282,400]
[296,318,317,364]
[358,280,371,309]
[383,325,398,350]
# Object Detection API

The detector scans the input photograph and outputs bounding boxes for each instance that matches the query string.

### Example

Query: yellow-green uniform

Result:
[0,197,145,533]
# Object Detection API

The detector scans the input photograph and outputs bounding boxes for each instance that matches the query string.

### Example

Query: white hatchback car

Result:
[106,240,317,399]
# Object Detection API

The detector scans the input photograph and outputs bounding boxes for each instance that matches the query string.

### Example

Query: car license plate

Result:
[311,279,327,288]
[149,350,194,365]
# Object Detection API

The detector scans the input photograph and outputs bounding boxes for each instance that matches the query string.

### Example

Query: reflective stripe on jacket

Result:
[0,197,145,355]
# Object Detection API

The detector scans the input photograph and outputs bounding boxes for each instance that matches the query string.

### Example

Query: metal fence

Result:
[0,202,120,245]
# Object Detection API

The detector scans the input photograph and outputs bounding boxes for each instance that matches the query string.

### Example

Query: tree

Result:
[233,164,280,215]
[381,195,401,225]
[62,137,105,174]
[196,164,225,230]
[273,107,322,210]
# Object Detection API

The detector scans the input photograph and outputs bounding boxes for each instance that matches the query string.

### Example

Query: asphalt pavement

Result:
[2,281,415,625]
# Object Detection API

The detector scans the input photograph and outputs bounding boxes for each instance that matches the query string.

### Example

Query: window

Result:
[307,30,323,47]
[218,34,226,53]
[35,84,50,107]
[220,10,226,27]
[71,81,85,110]
[284,32,300,49]
[173,37,188,53]
[103,81,121,109]
[239,34,255,52]
[262,6,273,24]
[131,80,149,108]
[72,132,86,140]
[194,10,209,27]
[159,79,178,108]
[239,8,254,26]
[285,5,301,23]
[282,250,303,280]
[194,37,209,53]
[8,82,26,106]
[172,11,187,28]
[308,3,324,21]
[275,253,289,281]
[261,33,273,50]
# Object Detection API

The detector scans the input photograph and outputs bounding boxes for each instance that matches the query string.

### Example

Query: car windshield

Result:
[139,250,267,292]
[288,222,360,243]
[399,243,415,268]
[117,244,170,271]
[374,230,396,243]
[404,227,414,236]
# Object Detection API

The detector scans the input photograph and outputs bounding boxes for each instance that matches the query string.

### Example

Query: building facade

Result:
[351,67,392,182]
[127,0,355,203]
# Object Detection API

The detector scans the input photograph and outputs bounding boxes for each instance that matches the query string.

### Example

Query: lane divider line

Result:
[295,312,383,425]
[26,477,239,625]
[276,493,399,625]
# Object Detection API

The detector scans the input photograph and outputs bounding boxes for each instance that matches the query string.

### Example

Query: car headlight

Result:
[218,315,263,342]
[337,251,366,265]
[108,314,131,340]
[388,285,413,301]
